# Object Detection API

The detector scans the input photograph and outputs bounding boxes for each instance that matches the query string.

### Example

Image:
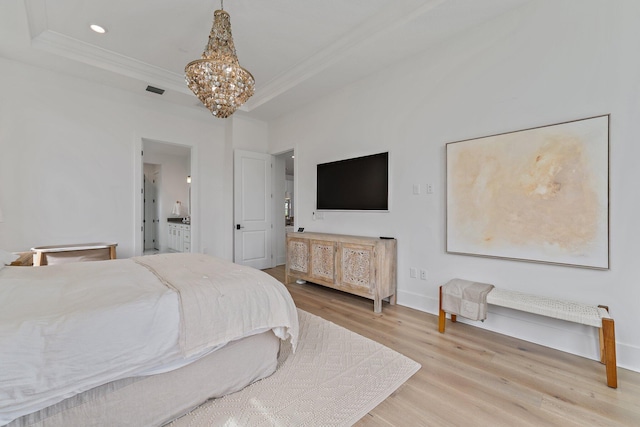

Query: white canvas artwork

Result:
[446,115,609,269]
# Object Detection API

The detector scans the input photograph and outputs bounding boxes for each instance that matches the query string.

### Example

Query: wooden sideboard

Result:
[285,232,397,313]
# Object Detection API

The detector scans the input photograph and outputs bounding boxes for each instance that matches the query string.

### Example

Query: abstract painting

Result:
[446,115,609,269]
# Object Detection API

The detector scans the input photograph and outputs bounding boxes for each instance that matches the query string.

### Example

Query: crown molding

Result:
[31,30,190,94]
[23,0,449,114]
[25,0,188,93]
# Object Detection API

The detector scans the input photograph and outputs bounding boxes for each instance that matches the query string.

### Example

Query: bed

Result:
[0,253,299,426]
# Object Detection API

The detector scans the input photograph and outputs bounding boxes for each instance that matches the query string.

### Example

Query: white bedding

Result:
[0,253,298,425]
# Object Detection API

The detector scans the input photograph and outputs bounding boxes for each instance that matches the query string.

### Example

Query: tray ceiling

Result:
[0,0,530,120]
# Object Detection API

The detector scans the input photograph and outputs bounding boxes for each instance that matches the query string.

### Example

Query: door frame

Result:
[134,137,198,256]
[233,149,274,268]
[273,149,296,266]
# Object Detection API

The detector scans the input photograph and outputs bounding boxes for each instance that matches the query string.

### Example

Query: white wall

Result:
[232,116,269,152]
[269,0,640,372]
[0,56,233,260]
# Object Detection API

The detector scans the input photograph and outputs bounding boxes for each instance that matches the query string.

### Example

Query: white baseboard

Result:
[395,289,640,373]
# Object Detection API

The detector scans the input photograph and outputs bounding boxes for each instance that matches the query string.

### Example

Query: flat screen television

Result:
[316,152,389,211]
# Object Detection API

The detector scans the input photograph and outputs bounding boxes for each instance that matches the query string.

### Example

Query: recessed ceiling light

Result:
[90,24,106,34]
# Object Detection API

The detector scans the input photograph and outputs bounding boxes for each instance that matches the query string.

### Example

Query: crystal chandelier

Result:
[185,1,254,118]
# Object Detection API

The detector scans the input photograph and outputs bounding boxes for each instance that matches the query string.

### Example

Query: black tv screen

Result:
[316,152,389,211]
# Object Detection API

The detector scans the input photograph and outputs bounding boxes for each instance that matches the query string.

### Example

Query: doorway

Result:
[275,150,294,266]
[136,139,194,256]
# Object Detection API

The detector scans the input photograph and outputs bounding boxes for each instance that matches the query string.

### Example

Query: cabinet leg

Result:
[374,298,382,313]
[389,293,397,306]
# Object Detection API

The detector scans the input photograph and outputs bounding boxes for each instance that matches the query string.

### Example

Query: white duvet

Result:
[0,253,298,425]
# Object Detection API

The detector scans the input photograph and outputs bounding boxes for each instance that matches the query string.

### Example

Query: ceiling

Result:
[0,0,530,121]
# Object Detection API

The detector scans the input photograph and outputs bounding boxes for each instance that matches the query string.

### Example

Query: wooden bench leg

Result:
[602,317,617,388]
[599,327,605,364]
[438,285,457,333]
[33,252,44,267]
[438,286,445,332]
[598,305,608,364]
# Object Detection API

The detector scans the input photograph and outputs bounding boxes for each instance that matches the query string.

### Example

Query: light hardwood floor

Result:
[263,266,640,427]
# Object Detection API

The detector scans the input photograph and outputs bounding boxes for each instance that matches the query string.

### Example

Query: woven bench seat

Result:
[486,288,610,328]
[438,282,617,388]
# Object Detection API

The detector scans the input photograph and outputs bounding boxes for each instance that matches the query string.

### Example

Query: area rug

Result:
[169,309,421,426]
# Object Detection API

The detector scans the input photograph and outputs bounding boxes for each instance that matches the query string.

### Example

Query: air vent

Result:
[146,85,165,95]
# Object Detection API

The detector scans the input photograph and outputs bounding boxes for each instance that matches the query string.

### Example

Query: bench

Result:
[31,242,117,266]
[438,284,617,388]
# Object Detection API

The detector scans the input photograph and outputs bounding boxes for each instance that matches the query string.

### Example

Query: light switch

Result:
[413,184,421,195]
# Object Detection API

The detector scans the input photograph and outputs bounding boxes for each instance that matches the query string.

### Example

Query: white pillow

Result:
[0,249,19,267]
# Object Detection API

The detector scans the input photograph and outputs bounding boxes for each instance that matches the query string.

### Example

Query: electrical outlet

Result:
[426,183,433,194]
[420,269,427,280]
[409,267,417,278]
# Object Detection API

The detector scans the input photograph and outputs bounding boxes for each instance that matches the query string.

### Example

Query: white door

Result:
[143,174,158,250]
[234,150,273,269]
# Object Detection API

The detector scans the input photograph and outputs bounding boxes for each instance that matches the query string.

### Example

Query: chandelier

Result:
[185,1,254,118]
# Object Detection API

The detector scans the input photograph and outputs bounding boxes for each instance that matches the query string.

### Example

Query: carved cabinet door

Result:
[287,237,310,275]
[338,243,376,295]
[309,239,336,284]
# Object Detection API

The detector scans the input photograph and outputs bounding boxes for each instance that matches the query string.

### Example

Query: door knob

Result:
[236,224,245,230]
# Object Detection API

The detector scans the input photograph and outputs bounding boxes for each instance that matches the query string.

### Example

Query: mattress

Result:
[6,330,280,427]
